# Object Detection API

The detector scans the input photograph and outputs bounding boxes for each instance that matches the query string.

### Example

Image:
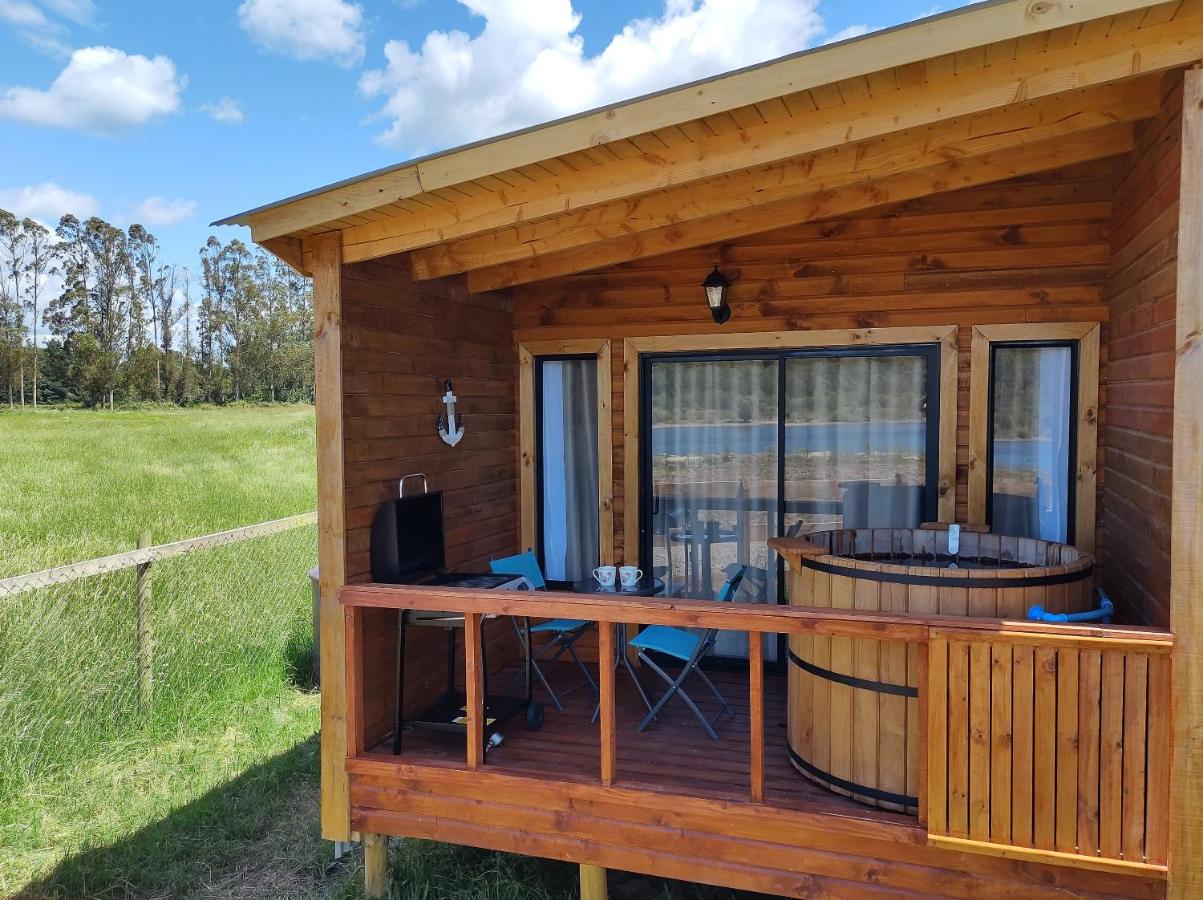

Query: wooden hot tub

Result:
[770,527,1094,813]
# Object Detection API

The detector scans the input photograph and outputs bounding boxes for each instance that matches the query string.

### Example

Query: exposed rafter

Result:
[463,123,1135,292]
[410,78,1160,281]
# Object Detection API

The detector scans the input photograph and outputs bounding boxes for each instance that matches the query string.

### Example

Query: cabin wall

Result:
[510,161,1115,567]
[341,255,519,744]
[1098,73,1183,629]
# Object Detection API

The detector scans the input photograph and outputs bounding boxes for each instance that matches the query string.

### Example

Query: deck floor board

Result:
[370,660,913,826]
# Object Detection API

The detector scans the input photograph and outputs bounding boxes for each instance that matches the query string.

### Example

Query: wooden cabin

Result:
[217,1,1203,896]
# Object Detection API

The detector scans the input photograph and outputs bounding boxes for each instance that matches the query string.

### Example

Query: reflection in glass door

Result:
[643,358,778,660]
[783,350,936,538]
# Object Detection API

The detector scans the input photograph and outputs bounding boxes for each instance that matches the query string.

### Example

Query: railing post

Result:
[749,631,764,802]
[464,613,485,769]
[136,530,153,710]
[598,621,616,786]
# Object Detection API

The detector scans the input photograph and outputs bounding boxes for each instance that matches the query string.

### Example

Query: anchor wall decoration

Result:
[437,379,465,447]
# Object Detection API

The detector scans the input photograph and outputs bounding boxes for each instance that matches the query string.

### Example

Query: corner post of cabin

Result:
[311,230,351,843]
[1169,64,1203,900]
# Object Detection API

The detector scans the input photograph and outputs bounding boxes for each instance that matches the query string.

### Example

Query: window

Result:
[969,324,1099,551]
[519,341,612,583]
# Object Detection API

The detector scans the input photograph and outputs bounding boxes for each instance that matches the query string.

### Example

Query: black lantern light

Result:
[702,266,731,324]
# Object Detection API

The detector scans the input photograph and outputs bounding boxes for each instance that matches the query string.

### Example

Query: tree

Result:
[0,209,28,406]
[21,218,55,408]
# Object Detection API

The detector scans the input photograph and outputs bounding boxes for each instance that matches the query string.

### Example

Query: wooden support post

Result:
[135,530,153,710]
[363,833,390,898]
[579,863,608,900]
[312,231,350,842]
[598,621,616,786]
[465,613,485,769]
[748,631,764,803]
[1169,65,1203,900]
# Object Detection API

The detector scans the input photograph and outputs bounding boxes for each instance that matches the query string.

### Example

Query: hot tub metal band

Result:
[797,557,1093,589]
[786,648,920,808]
[786,744,919,808]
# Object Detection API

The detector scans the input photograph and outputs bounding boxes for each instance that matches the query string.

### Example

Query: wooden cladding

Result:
[1100,71,1183,627]
[926,629,1171,874]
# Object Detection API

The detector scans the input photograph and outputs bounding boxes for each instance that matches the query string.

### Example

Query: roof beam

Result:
[411,78,1159,281]
[464,122,1135,292]
[242,0,1172,241]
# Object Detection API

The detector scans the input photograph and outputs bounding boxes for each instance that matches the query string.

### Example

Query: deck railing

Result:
[340,584,1172,877]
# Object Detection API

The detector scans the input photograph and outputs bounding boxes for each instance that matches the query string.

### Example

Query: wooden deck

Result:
[371,661,912,826]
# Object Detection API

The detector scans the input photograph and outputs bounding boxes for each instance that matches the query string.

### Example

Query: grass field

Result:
[0,405,318,577]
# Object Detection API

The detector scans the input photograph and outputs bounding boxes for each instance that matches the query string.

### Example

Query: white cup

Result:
[593,565,617,587]
[619,565,642,589]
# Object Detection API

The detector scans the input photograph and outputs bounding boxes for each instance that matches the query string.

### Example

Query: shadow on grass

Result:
[16,736,332,900]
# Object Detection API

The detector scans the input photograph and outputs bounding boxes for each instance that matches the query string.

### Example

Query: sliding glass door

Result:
[641,345,939,661]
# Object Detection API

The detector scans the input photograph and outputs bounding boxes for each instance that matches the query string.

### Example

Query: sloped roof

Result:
[215,0,1203,283]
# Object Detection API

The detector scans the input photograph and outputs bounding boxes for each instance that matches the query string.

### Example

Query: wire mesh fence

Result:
[0,514,318,811]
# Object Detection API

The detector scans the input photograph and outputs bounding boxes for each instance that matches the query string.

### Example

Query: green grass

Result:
[0,404,317,577]
[0,405,324,898]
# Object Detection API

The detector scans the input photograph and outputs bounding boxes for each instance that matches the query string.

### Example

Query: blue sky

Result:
[0,0,969,270]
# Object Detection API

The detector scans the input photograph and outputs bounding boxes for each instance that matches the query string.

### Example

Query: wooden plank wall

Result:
[927,629,1171,871]
[510,161,1117,563]
[1099,72,1183,628]
[340,255,520,743]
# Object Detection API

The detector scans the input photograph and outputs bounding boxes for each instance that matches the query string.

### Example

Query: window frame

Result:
[518,340,613,572]
[968,323,1100,552]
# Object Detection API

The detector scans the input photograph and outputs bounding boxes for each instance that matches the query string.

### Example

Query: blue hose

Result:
[1027,588,1114,624]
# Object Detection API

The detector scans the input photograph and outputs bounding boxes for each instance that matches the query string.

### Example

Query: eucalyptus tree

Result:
[21,218,55,408]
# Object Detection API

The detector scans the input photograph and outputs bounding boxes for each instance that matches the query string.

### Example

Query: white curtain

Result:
[540,359,599,581]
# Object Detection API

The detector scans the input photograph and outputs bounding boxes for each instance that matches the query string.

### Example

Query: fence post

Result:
[136,530,154,710]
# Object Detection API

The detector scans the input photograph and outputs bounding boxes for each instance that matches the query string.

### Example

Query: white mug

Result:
[619,565,642,589]
[593,565,617,587]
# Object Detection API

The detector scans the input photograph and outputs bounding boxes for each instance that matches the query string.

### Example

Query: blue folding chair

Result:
[629,566,747,739]
[490,551,596,712]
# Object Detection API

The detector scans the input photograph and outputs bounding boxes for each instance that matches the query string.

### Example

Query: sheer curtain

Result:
[540,359,599,582]
[649,359,778,660]
[784,354,928,536]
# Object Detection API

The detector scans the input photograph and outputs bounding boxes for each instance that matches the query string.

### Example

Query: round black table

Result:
[571,577,664,723]
[570,576,665,597]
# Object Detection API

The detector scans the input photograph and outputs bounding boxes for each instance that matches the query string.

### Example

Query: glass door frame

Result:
[637,343,944,663]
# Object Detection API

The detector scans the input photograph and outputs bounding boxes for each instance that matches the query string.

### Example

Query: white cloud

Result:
[238,0,365,66]
[132,196,197,226]
[0,0,48,28]
[200,96,245,124]
[359,0,826,154]
[0,0,96,57]
[0,46,185,134]
[0,182,100,226]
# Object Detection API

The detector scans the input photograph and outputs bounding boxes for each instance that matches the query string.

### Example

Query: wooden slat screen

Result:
[926,627,1171,871]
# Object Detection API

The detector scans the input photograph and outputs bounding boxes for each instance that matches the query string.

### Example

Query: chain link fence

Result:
[0,514,318,815]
